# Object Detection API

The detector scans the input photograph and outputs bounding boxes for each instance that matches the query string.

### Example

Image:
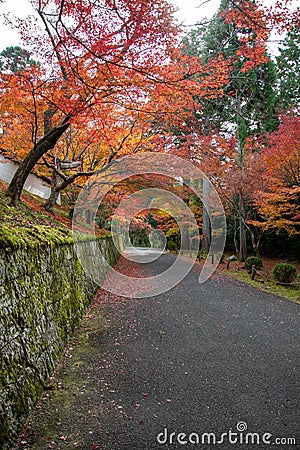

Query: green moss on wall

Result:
[0,238,119,449]
[0,224,107,250]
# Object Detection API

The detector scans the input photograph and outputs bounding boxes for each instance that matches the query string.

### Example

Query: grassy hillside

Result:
[0,181,108,249]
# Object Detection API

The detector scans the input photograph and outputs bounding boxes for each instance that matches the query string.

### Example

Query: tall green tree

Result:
[185,0,278,137]
[0,46,39,73]
[276,25,300,110]
[184,0,278,259]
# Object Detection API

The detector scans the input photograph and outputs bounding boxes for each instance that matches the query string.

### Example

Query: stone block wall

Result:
[0,238,118,448]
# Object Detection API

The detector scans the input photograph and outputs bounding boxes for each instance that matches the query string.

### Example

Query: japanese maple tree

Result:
[252,111,300,234]
[1,0,180,205]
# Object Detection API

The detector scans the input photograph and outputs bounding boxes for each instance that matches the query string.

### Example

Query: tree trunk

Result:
[239,194,247,261]
[180,223,190,255]
[202,177,211,254]
[43,167,64,212]
[43,188,60,212]
[233,212,239,255]
[248,226,263,257]
[249,230,257,256]
[5,114,71,205]
[236,94,247,261]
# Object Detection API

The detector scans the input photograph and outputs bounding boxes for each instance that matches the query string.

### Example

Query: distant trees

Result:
[0,46,39,73]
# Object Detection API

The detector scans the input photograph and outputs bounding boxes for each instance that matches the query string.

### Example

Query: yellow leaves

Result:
[246,220,264,229]
[253,187,300,234]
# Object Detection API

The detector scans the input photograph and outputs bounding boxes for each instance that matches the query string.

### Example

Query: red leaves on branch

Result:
[222,0,270,72]
[264,0,300,32]
[252,112,300,233]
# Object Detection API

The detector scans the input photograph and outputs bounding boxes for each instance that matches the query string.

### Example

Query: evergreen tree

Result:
[184,0,278,259]
[0,46,39,73]
[276,25,300,110]
[184,0,278,137]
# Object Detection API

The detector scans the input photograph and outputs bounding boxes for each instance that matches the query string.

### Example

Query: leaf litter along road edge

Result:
[12,256,148,450]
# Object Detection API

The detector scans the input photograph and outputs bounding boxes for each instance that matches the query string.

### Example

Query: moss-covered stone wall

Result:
[0,238,119,449]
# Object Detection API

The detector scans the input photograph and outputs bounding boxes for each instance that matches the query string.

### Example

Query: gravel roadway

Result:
[13,253,300,450]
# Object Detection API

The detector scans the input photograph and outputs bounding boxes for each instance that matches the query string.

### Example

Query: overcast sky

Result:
[0,0,219,50]
[172,0,219,25]
[0,0,295,54]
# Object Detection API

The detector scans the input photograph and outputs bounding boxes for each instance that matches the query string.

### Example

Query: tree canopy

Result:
[0,0,300,259]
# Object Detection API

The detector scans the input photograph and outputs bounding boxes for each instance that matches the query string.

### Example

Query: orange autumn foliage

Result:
[252,112,300,233]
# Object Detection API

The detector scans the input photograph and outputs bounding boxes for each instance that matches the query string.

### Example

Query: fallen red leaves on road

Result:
[95,256,149,302]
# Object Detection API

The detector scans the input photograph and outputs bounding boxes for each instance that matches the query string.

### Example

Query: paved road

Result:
[14,253,300,449]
